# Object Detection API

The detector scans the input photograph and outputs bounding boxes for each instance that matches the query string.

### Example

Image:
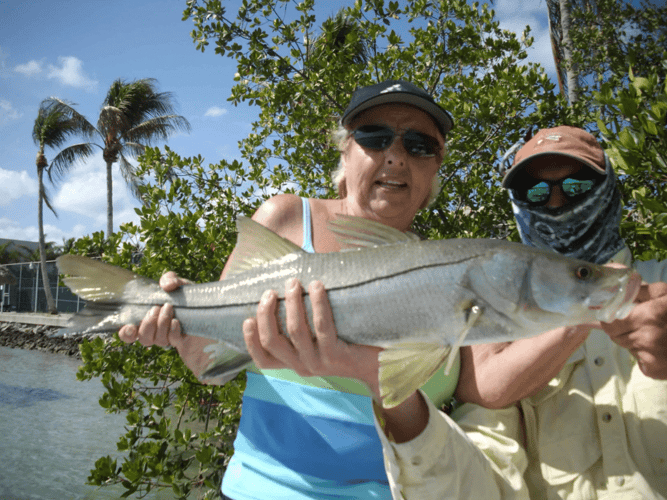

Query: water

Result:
[0,346,178,500]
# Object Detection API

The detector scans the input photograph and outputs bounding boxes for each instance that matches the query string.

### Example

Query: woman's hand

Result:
[118,271,189,347]
[243,278,429,442]
[117,272,215,379]
[243,278,383,393]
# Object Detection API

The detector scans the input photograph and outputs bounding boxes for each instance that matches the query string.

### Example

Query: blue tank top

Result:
[221,198,460,499]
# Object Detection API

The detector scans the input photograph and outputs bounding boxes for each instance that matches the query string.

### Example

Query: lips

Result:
[375,179,407,189]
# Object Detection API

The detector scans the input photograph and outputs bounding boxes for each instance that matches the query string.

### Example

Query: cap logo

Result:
[381,84,404,94]
[537,133,562,145]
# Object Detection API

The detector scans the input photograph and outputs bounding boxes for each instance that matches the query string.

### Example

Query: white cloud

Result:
[53,157,110,217]
[0,217,39,241]
[204,106,228,118]
[46,56,98,91]
[14,59,43,77]
[0,99,22,124]
[0,218,89,244]
[0,168,36,206]
[52,154,142,232]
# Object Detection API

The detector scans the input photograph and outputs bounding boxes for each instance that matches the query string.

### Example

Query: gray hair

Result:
[331,124,445,207]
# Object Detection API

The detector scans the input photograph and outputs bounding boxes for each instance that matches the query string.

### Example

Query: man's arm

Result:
[377,394,530,500]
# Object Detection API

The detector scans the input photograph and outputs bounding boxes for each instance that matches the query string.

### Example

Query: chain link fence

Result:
[0,260,83,314]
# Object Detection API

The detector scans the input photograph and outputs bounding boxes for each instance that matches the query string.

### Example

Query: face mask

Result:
[508,158,625,264]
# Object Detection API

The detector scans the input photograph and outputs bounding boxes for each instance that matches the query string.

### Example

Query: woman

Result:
[120,80,457,499]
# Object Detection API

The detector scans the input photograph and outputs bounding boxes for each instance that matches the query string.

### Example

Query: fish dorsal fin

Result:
[56,254,153,302]
[328,215,420,249]
[226,216,305,277]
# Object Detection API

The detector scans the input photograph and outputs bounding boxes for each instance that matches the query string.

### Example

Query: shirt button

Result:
[594,356,604,366]
[616,477,625,486]
[602,413,612,423]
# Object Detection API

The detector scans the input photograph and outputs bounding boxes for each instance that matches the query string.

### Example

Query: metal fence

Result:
[0,260,83,314]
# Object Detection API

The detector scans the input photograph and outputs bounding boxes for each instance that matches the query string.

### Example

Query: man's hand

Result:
[601,281,667,379]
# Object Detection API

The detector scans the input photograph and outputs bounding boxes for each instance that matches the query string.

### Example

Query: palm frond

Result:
[41,185,58,218]
[33,98,97,149]
[118,154,143,200]
[49,143,99,181]
[120,141,147,159]
[124,115,191,144]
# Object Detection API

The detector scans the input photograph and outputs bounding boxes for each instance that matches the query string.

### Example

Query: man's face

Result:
[513,155,603,209]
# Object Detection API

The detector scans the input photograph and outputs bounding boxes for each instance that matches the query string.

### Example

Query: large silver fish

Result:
[56,216,641,408]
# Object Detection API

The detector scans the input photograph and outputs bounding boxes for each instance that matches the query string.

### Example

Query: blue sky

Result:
[0,0,554,246]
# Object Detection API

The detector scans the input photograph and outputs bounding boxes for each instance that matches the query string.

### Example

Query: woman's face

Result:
[341,103,444,229]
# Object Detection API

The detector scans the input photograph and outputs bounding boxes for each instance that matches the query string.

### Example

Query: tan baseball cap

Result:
[502,126,606,188]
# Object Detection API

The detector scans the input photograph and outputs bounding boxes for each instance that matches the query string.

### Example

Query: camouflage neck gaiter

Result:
[508,162,625,264]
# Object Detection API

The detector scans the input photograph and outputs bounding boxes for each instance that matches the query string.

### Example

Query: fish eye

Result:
[575,266,592,280]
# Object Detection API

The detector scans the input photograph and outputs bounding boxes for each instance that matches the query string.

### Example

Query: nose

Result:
[384,136,406,165]
[546,184,568,208]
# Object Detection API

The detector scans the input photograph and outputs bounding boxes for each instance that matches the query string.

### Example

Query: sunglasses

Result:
[511,173,603,205]
[351,125,441,158]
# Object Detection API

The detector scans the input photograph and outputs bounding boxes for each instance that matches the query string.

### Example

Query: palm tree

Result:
[93,78,191,237]
[33,98,96,313]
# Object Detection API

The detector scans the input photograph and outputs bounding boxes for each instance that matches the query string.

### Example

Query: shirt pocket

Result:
[526,363,602,485]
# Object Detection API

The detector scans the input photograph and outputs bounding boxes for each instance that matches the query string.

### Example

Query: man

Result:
[377,126,667,500]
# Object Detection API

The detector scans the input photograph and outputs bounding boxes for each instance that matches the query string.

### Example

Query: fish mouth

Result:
[589,271,642,322]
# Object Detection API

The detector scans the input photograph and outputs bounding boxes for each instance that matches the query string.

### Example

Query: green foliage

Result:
[594,63,667,261]
[72,0,667,498]
[77,336,243,499]
[561,0,667,261]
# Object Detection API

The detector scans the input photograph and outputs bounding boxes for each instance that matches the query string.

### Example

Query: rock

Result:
[0,322,86,359]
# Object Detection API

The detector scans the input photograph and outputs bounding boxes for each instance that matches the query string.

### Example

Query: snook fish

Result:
[56,216,641,408]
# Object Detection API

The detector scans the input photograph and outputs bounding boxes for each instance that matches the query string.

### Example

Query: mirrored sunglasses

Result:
[512,175,602,206]
[351,125,441,158]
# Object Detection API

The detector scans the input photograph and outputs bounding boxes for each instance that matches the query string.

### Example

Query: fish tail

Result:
[53,301,126,337]
[55,255,158,337]
[378,342,452,408]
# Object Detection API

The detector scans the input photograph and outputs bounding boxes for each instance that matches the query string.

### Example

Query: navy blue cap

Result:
[341,80,453,135]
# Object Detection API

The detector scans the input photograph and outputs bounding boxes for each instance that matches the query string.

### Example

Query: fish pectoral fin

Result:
[226,216,305,277]
[378,342,451,409]
[199,344,254,385]
[443,304,484,375]
[328,214,420,248]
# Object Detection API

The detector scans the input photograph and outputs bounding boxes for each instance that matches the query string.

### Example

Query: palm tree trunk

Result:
[37,163,57,314]
[106,160,113,238]
[559,0,579,104]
